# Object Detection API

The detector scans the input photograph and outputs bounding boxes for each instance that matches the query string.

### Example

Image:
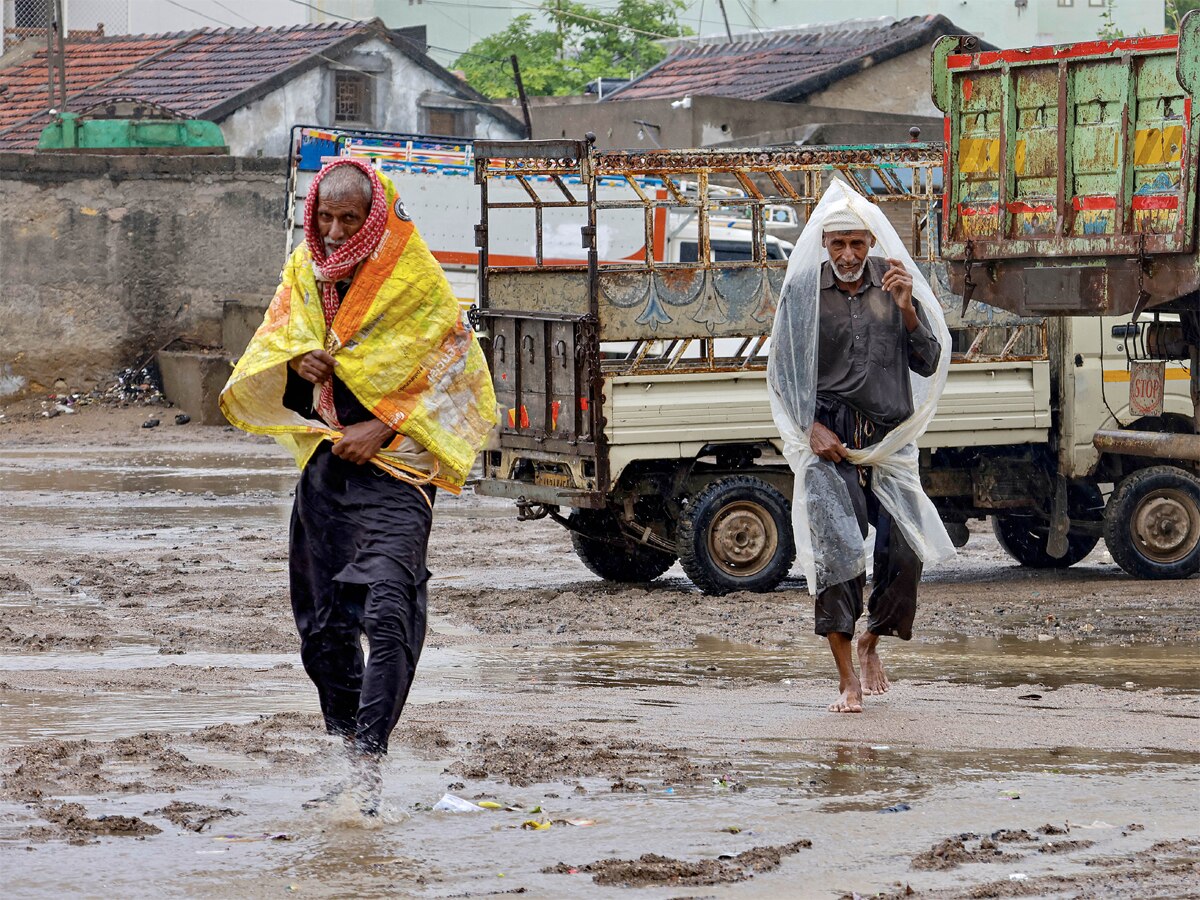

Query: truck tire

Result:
[1103,466,1200,580]
[677,476,795,595]
[570,510,676,584]
[991,483,1103,568]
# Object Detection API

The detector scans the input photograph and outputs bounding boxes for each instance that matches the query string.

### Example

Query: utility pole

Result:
[510,54,533,140]
[716,0,734,42]
[47,0,68,113]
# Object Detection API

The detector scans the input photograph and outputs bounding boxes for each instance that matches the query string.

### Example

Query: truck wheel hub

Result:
[1133,491,1200,561]
[708,502,777,576]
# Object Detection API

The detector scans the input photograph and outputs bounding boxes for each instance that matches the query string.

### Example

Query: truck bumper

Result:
[1093,429,1200,463]
[474,478,607,509]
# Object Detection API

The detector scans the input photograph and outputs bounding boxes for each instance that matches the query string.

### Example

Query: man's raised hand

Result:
[809,421,849,463]
[293,349,337,385]
[881,258,914,311]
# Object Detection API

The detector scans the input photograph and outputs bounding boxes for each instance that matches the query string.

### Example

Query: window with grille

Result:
[426,108,466,136]
[334,70,368,124]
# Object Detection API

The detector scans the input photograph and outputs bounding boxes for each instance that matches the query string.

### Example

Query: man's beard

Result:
[828,250,866,284]
[324,239,344,257]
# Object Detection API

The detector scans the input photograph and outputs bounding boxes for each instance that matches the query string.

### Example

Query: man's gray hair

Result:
[318,165,372,208]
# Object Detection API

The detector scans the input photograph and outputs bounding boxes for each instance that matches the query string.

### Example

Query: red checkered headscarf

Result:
[302,158,389,427]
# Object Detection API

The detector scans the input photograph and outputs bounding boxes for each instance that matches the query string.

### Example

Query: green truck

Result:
[932,12,1200,578]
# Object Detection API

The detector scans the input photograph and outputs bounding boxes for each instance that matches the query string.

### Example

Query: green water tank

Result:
[37,99,227,154]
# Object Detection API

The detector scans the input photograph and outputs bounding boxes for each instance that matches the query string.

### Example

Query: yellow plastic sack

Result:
[219,172,496,491]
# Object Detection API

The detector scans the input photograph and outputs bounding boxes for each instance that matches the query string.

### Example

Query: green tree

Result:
[1167,0,1200,30]
[455,0,689,98]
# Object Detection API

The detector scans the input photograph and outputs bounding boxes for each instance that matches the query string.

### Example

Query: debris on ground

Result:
[544,839,811,887]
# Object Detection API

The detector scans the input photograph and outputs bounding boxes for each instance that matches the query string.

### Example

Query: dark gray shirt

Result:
[816,257,940,427]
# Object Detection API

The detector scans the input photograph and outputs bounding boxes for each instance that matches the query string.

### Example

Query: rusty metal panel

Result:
[597,266,787,341]
[953,71,1002,241]
[1010,66,1060,239]
[1022,267,1108,311]
[488,270,590,317]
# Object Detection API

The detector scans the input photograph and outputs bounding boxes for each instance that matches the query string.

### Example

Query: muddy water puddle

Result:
[1,744,1195,899]
[3,632,1195,748]
[505,634,1200,694]
[0,449,296,496]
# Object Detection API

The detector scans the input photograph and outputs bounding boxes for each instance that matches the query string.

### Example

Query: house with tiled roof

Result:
[0,19,523,154]
[605,15,991,120]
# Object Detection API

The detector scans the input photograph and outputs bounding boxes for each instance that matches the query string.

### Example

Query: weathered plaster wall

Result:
[531,95,940,150]
[804,44,942,119]
[219,38,522,158]
[0,153,287,398]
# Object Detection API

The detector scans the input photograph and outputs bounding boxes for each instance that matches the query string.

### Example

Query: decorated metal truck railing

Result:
[470,139,954,592]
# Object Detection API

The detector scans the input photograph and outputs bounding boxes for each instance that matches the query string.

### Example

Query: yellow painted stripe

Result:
[1103,368,1190,383]
[958,138,1000,174]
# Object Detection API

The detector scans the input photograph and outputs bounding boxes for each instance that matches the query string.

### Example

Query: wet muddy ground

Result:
[1,407,1197,898]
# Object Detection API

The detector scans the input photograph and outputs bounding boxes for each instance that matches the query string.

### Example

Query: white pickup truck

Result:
[470,139,1197,592]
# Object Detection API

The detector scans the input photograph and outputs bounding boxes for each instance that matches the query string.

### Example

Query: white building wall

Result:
[804,44,943,119]
[218,39,520,158]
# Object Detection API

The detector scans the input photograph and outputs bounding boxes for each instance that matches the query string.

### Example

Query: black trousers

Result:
[289,444,435,755]
[813,461,922,640]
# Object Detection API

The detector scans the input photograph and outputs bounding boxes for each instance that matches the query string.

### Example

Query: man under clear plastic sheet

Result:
[767,179,956,713]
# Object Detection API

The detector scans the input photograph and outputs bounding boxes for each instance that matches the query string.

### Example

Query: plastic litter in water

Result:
[880,803,912,813]
[432,793,485,813]
[521,819,552,831]
[1009,873,1028,882]
[477,801,503,810]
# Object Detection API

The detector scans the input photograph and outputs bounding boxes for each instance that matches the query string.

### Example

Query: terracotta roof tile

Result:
[0,22,363,150]
[606,15,983,103]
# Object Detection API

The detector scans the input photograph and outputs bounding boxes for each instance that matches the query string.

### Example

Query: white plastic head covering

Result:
[821,203,872,235]
[767,178,955,594]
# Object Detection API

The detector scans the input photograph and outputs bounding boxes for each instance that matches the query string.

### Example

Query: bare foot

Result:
[857,633,891,695]
[828,674,863,713]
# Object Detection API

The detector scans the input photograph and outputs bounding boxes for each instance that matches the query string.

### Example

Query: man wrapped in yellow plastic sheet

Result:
[221,158,496,816]
[767,179,955,715]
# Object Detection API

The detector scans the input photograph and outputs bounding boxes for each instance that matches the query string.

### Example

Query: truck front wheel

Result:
[1103,466,1200,580]
[991,483,1103,569]
[677,476,795,595]
[570,509,676,584]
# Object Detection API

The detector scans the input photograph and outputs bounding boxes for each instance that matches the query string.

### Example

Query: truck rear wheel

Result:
[1103,466,1200,580]
[991,483,1103,568]
[570,510,676,584]
[677,476,795,595]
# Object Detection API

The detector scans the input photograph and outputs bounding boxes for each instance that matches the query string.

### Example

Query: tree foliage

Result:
[1167,0,1200,30]
[455,0,689,98]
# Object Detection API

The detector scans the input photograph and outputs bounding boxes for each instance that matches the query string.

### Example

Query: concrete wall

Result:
[0,152,287,398]
[529,95,941,150]
[805,43,943,119]
[219,38,522,158]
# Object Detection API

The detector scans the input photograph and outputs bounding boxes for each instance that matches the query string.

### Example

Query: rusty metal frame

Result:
[473,140,946,500]
[475,140,945,347]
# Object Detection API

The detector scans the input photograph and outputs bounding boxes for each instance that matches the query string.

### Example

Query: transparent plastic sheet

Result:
[767,179,956,594]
